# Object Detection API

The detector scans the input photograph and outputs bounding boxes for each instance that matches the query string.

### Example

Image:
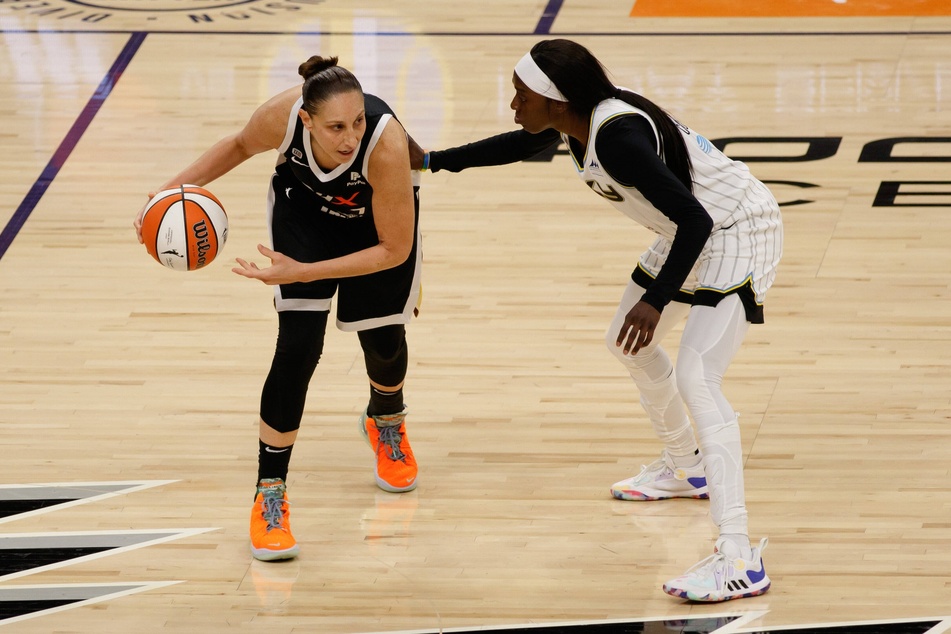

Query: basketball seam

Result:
[179,185,189,271]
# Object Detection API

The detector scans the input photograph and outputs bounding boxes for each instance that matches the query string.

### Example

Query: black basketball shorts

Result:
[265,171,422,332]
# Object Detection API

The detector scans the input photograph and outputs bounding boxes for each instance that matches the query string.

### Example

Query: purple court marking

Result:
[534,0,564,34]
[0,32,147,261]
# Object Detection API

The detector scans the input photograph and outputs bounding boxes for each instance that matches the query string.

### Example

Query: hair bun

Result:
[299,55,339,80]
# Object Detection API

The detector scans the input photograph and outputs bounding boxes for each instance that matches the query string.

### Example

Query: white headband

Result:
[514,52,567,102]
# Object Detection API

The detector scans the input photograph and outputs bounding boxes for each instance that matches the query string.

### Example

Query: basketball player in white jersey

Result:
[135,56,423,562]
[416,39,782,602]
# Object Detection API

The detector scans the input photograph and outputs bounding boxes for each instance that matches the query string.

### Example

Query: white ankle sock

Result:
[719,534,753,560]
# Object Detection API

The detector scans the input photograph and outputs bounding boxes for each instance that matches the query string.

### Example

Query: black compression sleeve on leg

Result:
[358,325,408,387]
[358,325,408,416]
[259,310,328,433]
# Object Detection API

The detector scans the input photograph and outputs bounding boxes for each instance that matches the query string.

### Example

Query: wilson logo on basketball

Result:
[192,219,212,268]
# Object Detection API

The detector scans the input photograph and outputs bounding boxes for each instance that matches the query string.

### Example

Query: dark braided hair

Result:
[529,39,694,193]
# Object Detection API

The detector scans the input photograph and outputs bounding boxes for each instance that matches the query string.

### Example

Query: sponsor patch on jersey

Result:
[696,134,714,154]
[321,205,366,219]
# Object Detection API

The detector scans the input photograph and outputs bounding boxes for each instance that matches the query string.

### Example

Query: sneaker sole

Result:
[358,411,371,447]
[251,544,300,562]
[611,488,709,501]
[662,581,770,602]
[376,475,418,493]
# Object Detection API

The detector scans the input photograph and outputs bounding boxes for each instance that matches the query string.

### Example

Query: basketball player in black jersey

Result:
[135,56,422,561]
[414,39,782,603]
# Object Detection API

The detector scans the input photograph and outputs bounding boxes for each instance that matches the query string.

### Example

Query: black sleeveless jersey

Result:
[275,93,395,249]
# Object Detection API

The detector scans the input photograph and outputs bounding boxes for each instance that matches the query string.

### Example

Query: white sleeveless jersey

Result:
[565,97,783,303]
[567,97,773,238]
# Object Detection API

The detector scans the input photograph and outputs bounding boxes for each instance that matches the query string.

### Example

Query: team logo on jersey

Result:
[311,191,366,219]
[328,192,358,207]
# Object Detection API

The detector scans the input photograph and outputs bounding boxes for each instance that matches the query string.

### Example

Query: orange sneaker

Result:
[359,409,418,493]
[249,478,300,561]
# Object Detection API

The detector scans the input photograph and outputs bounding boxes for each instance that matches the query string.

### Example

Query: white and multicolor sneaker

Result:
[663,537,770,602]
[610,451,708,500]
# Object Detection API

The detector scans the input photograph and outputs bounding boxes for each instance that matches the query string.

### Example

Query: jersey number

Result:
[586,180,624,202]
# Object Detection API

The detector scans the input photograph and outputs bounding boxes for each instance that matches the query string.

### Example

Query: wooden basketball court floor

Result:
[1,1,950,632]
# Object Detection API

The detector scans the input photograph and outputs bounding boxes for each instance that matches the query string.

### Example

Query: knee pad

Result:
[358,325,407,387]
[607,337,674,386]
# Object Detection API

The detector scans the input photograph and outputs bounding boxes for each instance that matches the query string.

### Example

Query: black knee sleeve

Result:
[259,311,328,433]
[358,325,408,387]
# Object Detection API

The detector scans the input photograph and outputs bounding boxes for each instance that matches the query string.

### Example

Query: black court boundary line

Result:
[2,29,951,36]
[376,612,951,634]
[0,31,147,261]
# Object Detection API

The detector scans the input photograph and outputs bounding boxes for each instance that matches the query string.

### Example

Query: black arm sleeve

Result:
[428,129,561,173]
[596,115,713,312]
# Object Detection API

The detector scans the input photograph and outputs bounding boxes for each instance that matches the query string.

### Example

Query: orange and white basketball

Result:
[141,185,228,271]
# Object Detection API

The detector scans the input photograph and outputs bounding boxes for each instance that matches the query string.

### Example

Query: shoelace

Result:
[684,551,732,582]
[377,425,406,461]
[260,493,289,532]
[635,455,672,481]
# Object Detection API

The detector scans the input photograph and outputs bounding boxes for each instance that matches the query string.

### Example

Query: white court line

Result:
[0,527,219,582]
[0,480,179,525]
[0,581,182,627]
